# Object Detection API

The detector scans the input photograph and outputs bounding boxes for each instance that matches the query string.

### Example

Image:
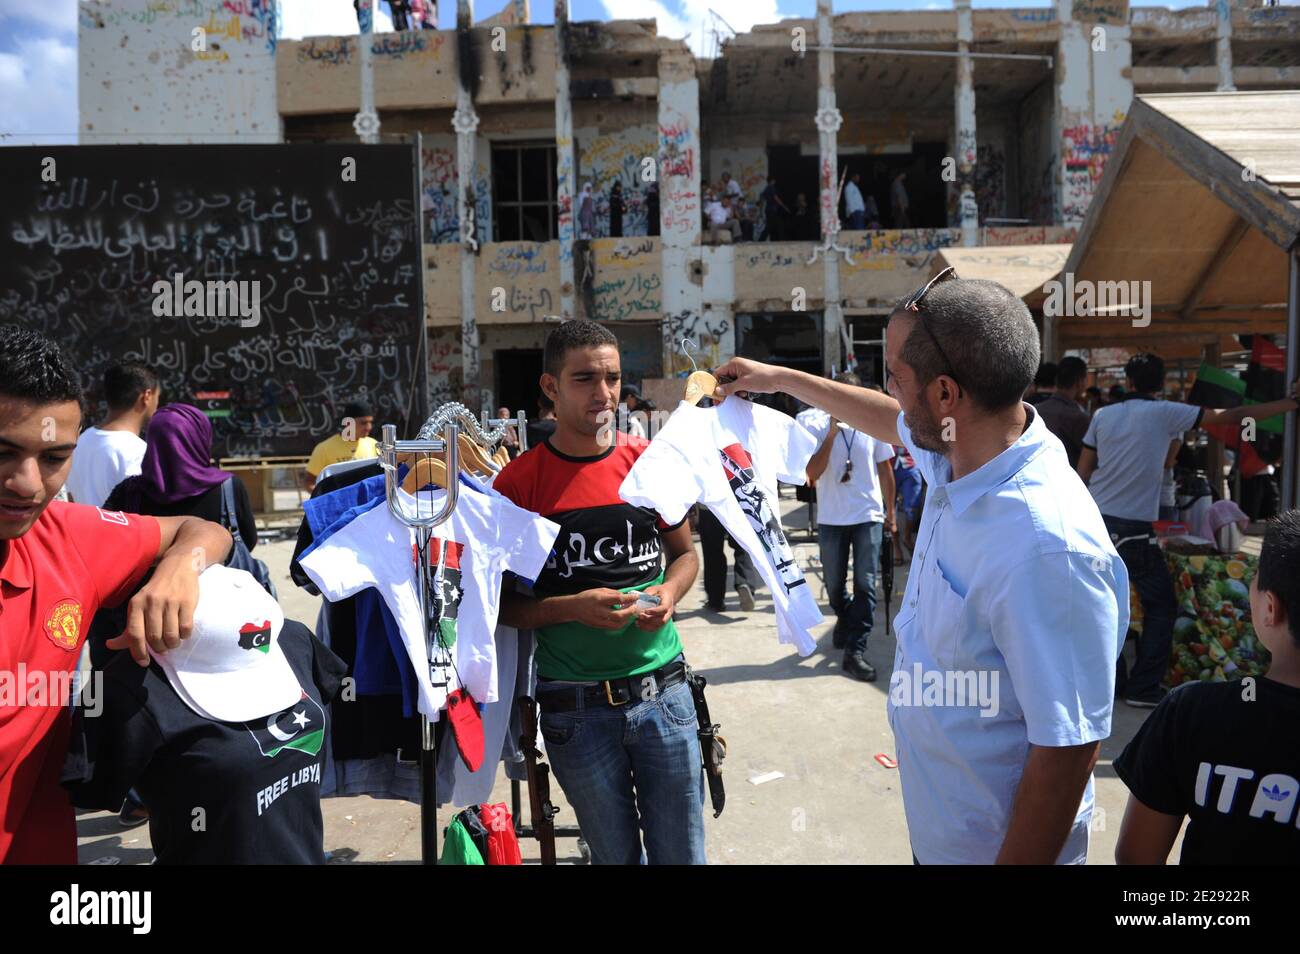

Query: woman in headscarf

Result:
[104,403,257,547]
[578,181,596,239]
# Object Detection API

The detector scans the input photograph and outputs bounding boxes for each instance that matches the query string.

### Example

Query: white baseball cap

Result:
[149,564,300,723]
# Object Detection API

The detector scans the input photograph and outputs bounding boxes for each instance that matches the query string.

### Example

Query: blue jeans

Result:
[538,677,706,865]
[1104,514,1176,697]
[818,521,882,656]
[847,210,866,230]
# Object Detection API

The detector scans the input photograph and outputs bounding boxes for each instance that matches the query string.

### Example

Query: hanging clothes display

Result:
[620,397,825,654]
[299,480,560,718]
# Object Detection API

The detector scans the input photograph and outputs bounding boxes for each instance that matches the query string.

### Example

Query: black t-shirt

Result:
[1113,678,1300,865]
[63,621,347,864]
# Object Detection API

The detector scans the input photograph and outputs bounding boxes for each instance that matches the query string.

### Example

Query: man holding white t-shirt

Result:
[715,271,1129,864]
[798,372,897,682]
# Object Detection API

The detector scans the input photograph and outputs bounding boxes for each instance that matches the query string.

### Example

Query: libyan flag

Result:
[1189,339,1288,478]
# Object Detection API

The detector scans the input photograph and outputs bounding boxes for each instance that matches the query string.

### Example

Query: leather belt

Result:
[536,660,688,713]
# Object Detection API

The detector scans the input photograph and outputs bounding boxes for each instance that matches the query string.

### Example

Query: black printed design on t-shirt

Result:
[720,442,804,595]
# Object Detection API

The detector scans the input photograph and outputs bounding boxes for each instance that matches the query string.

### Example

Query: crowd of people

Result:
[2,279,1299,865]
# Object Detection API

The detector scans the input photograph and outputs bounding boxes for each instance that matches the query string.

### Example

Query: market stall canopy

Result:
[1056,91,1300,354]
[931,244,1071,310]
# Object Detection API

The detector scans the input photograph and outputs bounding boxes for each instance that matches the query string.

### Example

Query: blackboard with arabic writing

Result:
[0,144,427,459]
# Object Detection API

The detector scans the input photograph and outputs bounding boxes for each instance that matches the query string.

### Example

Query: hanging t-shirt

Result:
[62,620,347,865]
[299,484,559,717]
[620,398,824,655]
[797,409,896,526]
[492,431,688,682]
[1113,678,1300,864]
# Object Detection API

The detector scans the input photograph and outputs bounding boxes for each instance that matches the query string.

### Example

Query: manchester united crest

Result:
[44,598,83,651]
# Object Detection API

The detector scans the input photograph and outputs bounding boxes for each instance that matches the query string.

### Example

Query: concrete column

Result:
[1215,0,1236,92]
[955,0,978,246]
[513,0,530,22]
[816,0,843,376]
[657,50,707,375]
[555,0,577,320]
[454,0,483,411]
[1054,0,1133,226]
[355,0,379,144]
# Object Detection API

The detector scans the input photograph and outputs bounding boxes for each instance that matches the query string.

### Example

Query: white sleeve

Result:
[761,406,820,485]
[1163,401,1203,437]
[872,438,895,464]
[620,437,705,526]
[797,410,831,443]
[496,502,561,582]
[298,509,389,603]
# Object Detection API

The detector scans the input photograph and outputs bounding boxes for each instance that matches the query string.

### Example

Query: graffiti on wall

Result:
[1062,121,1121,221]
[665,309,734,375]
[484,244,553,320]
[590,239,661,322]
[579,127,656,237]
[428,328,463,408]
[296,30,445,65]
[842,229,961,271]
[421,144,491,245]
[974,143,1006,222]
[1071,0,1129,25]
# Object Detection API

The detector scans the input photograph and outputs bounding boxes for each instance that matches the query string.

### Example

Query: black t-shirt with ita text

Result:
[63,621,347,865]
[1113,677,1300,865]
[492,431,685,596]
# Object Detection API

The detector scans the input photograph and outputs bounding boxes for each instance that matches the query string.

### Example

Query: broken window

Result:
[492,143,558,242]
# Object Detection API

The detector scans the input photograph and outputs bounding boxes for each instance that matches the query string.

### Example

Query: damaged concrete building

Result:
[79,0,1300,414]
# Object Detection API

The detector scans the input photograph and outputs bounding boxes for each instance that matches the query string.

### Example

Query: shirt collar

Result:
[942,403,1051,518]
[0,537,33,591]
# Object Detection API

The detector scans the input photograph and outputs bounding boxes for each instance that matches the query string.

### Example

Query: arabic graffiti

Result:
[0,145,426,459]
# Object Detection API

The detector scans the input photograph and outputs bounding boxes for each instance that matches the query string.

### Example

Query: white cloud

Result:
[277,0,394,40]
[0,0,78,35]
[0,34,77,144]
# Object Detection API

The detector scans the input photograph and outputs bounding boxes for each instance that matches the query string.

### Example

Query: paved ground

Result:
[76,493,1183,865]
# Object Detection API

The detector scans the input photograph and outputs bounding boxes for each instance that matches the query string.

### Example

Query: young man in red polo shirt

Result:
[0,327,233,864]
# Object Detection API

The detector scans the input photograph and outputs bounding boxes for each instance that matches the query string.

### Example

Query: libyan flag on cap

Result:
[239,621,273,654]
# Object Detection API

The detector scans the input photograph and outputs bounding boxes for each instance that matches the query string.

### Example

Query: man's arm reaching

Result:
[714,357,903,446]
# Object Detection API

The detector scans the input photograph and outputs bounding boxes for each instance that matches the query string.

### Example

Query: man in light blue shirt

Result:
[715,271,1129,863]
[843,171,866,230]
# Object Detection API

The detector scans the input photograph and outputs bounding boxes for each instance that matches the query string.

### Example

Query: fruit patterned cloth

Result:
[1165,552,1270,687]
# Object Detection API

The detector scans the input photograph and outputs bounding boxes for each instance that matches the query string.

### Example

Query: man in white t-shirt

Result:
[65,363,159,507]
[799,373,897,682]
[1077,351,1300,708]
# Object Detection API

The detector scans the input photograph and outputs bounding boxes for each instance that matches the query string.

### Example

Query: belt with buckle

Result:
[536,660,687,714]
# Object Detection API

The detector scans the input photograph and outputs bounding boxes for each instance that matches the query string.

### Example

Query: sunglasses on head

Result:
[902,266,961,390]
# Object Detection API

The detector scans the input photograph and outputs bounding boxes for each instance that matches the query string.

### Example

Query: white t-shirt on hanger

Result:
[620,397,825,655]
[300,484,560,718]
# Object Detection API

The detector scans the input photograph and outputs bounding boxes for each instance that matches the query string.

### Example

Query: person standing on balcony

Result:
[843,171,867,231]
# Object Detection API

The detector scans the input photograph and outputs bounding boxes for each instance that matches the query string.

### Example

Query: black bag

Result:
[219,478,277,598]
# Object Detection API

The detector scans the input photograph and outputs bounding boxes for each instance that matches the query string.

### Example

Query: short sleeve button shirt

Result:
[888,405,1129,864]
[0,501,160,863]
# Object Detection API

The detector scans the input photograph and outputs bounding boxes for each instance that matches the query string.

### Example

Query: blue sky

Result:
[0,0,1222,145]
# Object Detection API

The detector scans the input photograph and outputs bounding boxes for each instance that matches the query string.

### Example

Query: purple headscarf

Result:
[115,403,229,507]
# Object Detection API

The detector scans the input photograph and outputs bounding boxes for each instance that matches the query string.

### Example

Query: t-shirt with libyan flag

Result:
[62,621,347,864]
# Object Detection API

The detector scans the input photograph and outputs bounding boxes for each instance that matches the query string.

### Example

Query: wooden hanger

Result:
[681,338,723,406]
[457,434,497,476]
[492,445,510,468]
[401,455,450,492]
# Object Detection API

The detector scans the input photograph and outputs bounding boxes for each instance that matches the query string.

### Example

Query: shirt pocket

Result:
[916,559,966,671]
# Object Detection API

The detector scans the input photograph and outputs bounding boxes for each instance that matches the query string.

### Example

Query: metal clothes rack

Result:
[379,420,460,865]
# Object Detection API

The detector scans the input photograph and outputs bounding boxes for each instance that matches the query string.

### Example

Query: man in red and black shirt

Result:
[496,321,705,864]
[0,327,232,863]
